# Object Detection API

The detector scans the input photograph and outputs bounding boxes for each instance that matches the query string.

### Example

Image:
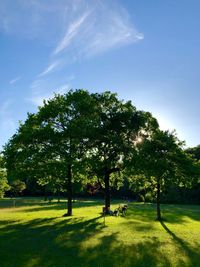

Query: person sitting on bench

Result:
[121,204,128,216]
[113,208,119,216]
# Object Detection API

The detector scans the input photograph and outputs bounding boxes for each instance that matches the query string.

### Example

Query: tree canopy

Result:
[3,89,200,219]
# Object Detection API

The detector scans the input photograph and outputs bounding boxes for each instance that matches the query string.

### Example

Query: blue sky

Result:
[0,0,200,149]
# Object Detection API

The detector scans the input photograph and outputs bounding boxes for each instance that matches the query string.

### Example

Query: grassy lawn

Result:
[0,198,199,267]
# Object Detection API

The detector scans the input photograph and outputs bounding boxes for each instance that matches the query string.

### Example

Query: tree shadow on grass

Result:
[160,220,200,267]
[127,203,200,224]
[1,215,199,267]
[12,200,104,213]
[126,203,156,222]
[0,198,49,207]
[0,216,167,267]
[0,216,104,267]
[3,199,199,223]
[160,205,200,223]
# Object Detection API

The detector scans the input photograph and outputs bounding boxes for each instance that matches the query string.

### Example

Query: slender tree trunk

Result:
[104,169,110,214]
[63,164,72,216]
[156,181,161,221]
[67,164,72,216]
[44,186,47,201]
[57,188,60,203]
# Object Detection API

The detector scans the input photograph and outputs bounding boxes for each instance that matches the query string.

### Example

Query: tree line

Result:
[1,90,200,220]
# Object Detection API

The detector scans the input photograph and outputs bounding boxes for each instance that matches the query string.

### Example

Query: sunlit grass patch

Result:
[0,198,199,267]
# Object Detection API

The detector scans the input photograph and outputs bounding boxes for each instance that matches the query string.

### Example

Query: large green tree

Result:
[87,92,158,213]
[3,89,159,215]
[4,90,98,216]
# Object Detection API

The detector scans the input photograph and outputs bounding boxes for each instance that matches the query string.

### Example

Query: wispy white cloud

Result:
[54,10,91,55]
[0,0,67,41]
[0,100,15,131]
[1,0,144,107]
[38,60,62,77]
[52,1,143,60]
[0,0,144,78]
[29,83,70,106]
[9,76,21,84]
[30,79,42,90]
[36,1,143,78]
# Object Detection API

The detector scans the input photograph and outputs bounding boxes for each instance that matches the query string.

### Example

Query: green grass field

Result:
[0,198,199,267]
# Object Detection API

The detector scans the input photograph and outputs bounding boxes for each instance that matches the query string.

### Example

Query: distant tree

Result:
[136,130,200,220]
[86,182,101,196]
[10,179,26,197]
[0,172,10,198]
[186,145,200,160]
[0,155,10,198]
[184,145,200,204]
[128,174,155,202]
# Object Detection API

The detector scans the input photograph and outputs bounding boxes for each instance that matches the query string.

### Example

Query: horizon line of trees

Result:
[1,90,200,220]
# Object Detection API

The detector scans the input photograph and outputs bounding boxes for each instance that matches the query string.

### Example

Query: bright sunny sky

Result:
[0,0,200,149]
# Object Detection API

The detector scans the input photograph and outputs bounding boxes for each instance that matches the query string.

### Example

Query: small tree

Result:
[136,130,199,220]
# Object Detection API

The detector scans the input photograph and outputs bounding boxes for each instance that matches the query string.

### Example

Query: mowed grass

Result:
[0,198,200,267]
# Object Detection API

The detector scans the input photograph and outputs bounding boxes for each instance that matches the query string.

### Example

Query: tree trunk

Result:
[57,189,60,203]
[63,164,72,216]
[44,186,47,201]
[67,164,72,216]
[156,181,161,221]
[104,169,110,214]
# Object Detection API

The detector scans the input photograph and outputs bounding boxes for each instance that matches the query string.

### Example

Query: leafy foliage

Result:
[10,180,26,197]
[0,171,10,198]
[186,145,200,160]
[3,90,200,217]
[134,130,200,219]
[0,156,10,198]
